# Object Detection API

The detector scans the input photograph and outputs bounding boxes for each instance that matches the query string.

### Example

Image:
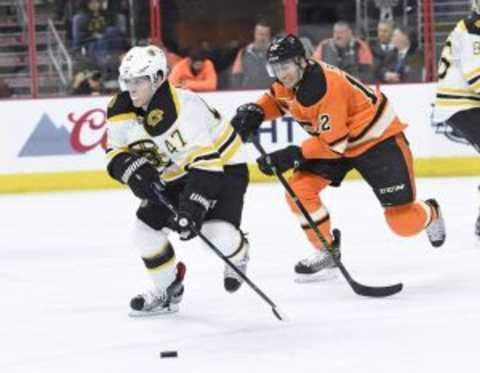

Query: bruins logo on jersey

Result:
[147,109,164,127]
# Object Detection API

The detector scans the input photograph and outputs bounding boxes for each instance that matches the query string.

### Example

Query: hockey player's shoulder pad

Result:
[464,14,480,35]
[107,91,136,120]
[296,61,327,107]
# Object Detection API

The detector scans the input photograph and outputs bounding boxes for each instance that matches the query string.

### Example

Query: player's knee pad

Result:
[133,219,174,267]
[201,220,247,259]
[285,190,323,214]
[133,219,177,287]
[133,219,171,255]
[384,202,429,237]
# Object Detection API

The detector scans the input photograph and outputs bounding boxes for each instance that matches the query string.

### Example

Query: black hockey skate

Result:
[224,236,250,293]
[129,261,186,317]
[425,199,446,248]
[294,229,341,283]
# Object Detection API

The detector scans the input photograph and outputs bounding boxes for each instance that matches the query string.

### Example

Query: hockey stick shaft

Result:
[150,184,288,321]
[251,137,402,297]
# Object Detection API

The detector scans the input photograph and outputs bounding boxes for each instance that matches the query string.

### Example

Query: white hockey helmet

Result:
[119,45,168,87]
[472,0,480,14]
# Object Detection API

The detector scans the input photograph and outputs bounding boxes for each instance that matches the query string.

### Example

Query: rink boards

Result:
[0,82,478,193]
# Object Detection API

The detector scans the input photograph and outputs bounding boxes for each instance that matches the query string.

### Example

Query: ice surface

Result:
[1,177,479,373]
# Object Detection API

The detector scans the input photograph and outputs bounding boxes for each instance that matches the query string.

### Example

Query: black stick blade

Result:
[351,281,403,297]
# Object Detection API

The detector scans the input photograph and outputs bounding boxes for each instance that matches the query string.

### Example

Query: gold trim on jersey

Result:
[142,241,176,272]
[160,122,242,181]
[159,145,220,182]
[471,80,480,92]
[214,122,242,164]
[170,83,181,112]
[191,158,223,171]
[457,20,467,32]
[221,135,242,163]
[435,87,480,107]
[434,99,480,107]
[437,87,474,95]
[214,121,233,148]
[465,67,480,80]
[161,164,187,182]
[108,112,137,123]
[146,255,176,273]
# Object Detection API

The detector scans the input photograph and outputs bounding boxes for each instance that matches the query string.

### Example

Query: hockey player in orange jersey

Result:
[231,34,446,281]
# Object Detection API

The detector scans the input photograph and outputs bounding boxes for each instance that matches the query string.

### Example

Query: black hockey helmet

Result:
[266,34,306,64]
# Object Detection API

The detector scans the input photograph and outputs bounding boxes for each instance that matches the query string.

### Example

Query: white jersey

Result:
[106,83,247,183]
[433,16,480,122]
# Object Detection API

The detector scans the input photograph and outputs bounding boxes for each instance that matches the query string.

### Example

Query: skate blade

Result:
[295,268,338,283]
[128,303,179,318]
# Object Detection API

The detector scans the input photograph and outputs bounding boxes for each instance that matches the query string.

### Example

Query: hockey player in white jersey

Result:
[105,45,250,316]
[432,0,480,239]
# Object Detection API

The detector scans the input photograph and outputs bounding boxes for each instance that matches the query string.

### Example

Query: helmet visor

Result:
[266,58,298,78]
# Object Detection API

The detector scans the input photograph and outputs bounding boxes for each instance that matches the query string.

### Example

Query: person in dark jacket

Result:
[313,21,373,82]
[375,26,423,83]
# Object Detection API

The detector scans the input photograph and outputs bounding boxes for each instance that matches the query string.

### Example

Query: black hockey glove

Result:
[107,152,163,200]
[170,196,209,241]
[169,169,223,240]
[231,103,265,142]
[256,145,305,176]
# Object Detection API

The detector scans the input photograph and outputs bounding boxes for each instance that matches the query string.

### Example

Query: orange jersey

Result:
[256,61,407,159]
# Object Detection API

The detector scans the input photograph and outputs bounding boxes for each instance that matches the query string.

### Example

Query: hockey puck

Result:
[160,350,178,358]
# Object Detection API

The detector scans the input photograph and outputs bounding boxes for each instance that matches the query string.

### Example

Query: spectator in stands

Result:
[0,78,12,98]
[376,26,423,83]
[72,0,128,63]
[230,20,275,89]
[106,0,130,36]
[169,48,218,92]
[372,20,399,83]
[54,0,83,42]
[71,69,104,95]
[313,21,373,82]
[371,20,395,75]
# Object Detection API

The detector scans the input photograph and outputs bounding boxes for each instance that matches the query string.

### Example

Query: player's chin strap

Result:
[148,183,288,322]
[250,136,403,298]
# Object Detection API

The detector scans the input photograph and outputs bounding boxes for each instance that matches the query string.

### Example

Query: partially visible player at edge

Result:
[231,34,446,282]
[105,45,250,316]
[432,0,480,239]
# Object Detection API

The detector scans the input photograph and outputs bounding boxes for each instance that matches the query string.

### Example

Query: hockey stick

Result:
[149,183,288,321]
[251,137,403,297]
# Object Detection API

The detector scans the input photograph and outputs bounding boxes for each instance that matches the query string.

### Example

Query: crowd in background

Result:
[15,0,425,96]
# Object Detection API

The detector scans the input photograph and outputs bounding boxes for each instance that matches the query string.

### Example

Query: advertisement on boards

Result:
[0,83,477,179]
